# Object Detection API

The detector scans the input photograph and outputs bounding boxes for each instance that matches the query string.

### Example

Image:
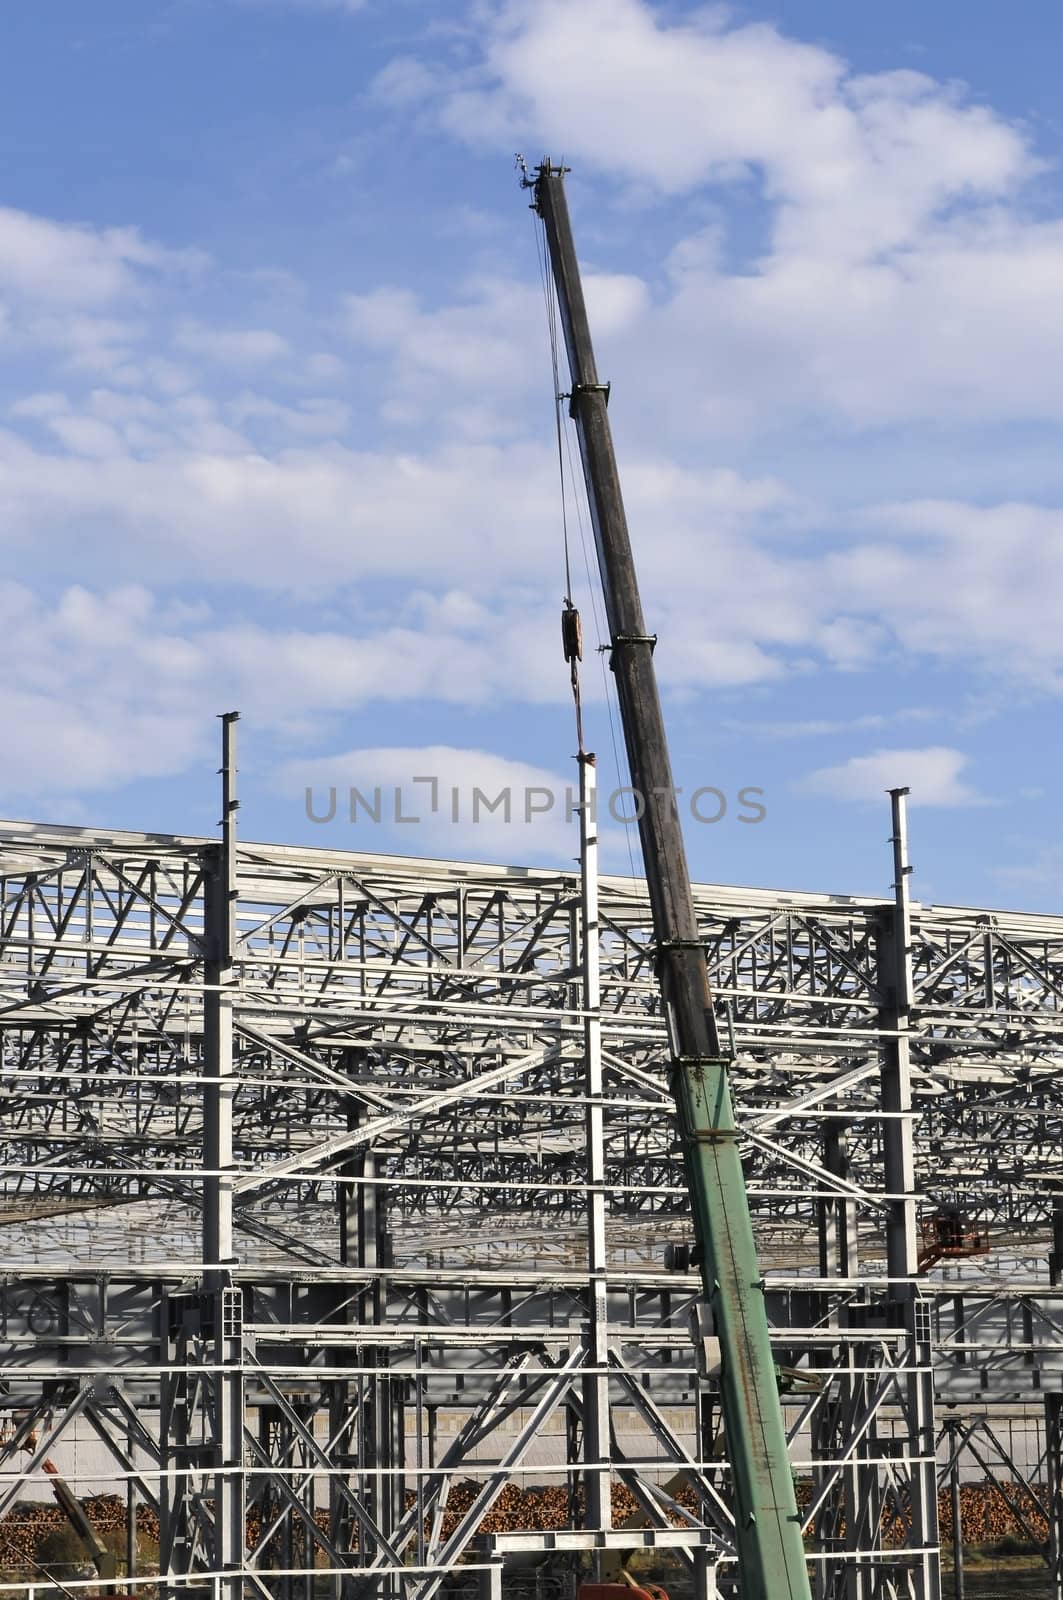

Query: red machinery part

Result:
[579,1586,670,1600]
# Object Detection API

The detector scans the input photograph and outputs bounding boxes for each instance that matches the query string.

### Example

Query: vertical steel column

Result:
[1051,1203,1063,1287]
[203,712,244,1600]
[355,1092,381,1586]
[1048,1214,1063,1600]
[204,712,238,1278]
[126,1415,138,1588]
[1046,1393,1063,1600]
[882,789,940,1600]
[813,1125,875,1600]
[159,1291,201,1588]
[332,1090,358,1595]
[817,1125,858,1285]
[332,1090,362,1598]
[579,754,612,1539]
[478,1559,503,1600]
[883,790,919,1294]
[692,1545,718,1600]
[348,1094,398,1597]
[946,1421,965,1600]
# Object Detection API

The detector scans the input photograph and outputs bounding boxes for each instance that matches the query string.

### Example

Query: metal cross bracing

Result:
[1,774,1063,1600]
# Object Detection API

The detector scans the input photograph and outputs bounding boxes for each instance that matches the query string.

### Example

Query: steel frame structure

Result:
[1,750,1063,1600]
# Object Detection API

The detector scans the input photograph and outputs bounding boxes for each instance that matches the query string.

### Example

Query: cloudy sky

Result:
[2,0,1063,907]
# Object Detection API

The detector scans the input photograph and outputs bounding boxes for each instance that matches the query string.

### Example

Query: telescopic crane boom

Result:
[531,161,812,1600]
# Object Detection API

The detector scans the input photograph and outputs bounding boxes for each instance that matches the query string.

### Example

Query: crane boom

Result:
[532,161,812,1600]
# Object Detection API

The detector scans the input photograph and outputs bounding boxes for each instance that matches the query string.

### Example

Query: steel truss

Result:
[1,759,1063,1600]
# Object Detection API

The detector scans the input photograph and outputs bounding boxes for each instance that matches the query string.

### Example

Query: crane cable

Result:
[533,207,586,757]
[533,196,641,892]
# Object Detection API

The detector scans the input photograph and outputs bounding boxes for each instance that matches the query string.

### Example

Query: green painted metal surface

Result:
[676,1055,811,1598]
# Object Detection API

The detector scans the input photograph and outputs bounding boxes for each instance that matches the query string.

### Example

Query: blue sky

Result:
[2,0,1063,910]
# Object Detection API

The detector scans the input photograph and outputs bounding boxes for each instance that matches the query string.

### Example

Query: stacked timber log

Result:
[0,1497,156,1570]
[0,1482,1050,1573]
[937,1481,1047,1546]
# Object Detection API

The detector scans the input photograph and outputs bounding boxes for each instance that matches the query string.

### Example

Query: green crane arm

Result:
[531,161,812,1600]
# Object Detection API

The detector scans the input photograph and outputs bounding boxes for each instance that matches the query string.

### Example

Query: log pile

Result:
[402,1481,1053,1546]
[0,1496,156,1571]
[937,1481,1047,1546]
[0,1481,1050,1573]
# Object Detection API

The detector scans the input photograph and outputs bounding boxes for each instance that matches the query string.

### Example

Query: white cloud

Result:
[17,371,1063,701]
[10,312,145,378]
[343,278,543,436]
[636,212,1063,432]
[0,553,812,811]
[175,322,291,369]
[6,52,1063,830]
[0,584,207,799]
[0,207,202,307]
[227,392,351,437]
[582,272,651,334]
[829,499,1063,687]
[364,1,1063,435]
[370,56,440,109]
[799,747,984,806]
[0,426,559,588]
[341,224,1063,436]
[0,577,581,805]
[996,847,1063,901]
[10,392,70,420]
[45,415,128,460]
[12,363,1063,705]
[0,206,207,395]
[0,407,795,624]
[302,351,348,384]
[279,744,579,863]
[422,1,1028,227]
[343,269,648,435]
[723,709,938,740]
